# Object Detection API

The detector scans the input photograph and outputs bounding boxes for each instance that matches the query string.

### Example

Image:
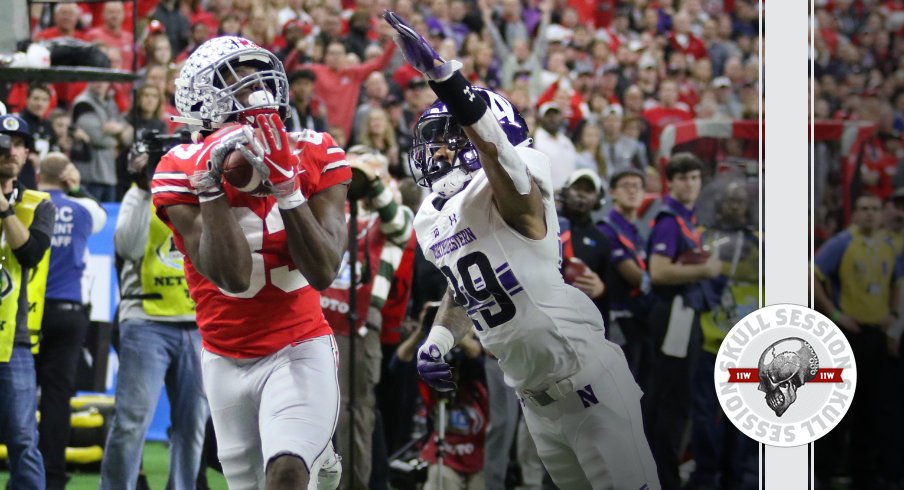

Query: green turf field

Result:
[0,442,228,489]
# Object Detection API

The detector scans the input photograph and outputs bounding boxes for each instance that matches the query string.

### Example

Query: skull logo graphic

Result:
[757,337,819,417]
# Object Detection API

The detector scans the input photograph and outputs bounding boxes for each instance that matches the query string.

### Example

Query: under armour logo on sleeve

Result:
[463,86,475,102]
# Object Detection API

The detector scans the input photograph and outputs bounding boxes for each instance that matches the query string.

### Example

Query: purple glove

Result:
[417,343,456,392]
[383,10,461,81]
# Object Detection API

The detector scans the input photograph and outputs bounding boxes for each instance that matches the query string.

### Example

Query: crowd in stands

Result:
[4,0,763,201]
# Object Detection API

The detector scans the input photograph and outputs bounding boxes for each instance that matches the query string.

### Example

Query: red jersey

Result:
[151,127,351,358]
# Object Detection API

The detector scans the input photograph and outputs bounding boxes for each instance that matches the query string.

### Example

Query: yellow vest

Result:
[700,229,761,354]
[0,189,52,362]
[139,202,195,317]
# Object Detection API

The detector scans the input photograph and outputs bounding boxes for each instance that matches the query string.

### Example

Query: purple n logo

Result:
[577,384,599,408]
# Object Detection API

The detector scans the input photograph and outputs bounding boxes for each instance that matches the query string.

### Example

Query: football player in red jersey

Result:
[150,36,350,489]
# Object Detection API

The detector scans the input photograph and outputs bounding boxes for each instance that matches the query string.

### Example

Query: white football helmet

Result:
[174,36,289,129]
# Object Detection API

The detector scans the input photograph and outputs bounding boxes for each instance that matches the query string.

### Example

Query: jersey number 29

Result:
[440,251,517,330]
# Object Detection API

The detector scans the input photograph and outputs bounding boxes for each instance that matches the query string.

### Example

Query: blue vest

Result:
[598,213,652,316]
[649,202,721,311]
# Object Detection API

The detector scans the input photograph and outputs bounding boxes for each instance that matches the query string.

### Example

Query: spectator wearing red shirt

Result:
[86,2,135,72]
[34,3,88,41]
[643,78,693,152]
[536,77,588,133]
[668,10,708,61]
[34,3,92,109]
[300,39,396,139]
[569,0,616,28]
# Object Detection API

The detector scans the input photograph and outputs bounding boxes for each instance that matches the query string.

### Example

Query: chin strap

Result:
[170,115,223,131]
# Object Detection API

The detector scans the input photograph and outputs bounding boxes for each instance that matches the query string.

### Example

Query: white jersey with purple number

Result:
[414,147,606,392]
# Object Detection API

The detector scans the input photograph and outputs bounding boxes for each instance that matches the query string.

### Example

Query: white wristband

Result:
[424,324,455,357]
[276,188,307,210]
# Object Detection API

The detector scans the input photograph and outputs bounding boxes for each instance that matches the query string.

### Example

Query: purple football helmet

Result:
[409,87,530,198]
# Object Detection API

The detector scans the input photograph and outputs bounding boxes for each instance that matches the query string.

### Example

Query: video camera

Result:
[130,129,192,184]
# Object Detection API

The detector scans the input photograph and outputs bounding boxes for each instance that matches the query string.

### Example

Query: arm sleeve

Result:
[369,181,414,247]
[530,16,551,64]
[12,200,55,268]
[151,150,198,223]
[76,112,118,149]
[485,18,512,60]
[69,195,107,234]
[599,224,631,265]
[349,40,397,79]
[813,232,850,283]
[309,133,352,192]
[115,186,152,262]
[648,216,681,259]
[370,242,405,310]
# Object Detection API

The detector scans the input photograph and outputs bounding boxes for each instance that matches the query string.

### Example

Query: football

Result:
[222,148,267,194]
[562,257,588,284]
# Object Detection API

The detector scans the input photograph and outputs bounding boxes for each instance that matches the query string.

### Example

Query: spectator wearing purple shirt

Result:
[597,169,653,393]
[644,153,723,490]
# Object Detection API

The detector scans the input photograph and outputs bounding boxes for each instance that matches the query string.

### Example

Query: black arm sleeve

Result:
[428,72,489,126]
[12,200,56,268]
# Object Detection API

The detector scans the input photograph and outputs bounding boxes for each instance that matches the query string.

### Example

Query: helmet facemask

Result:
[210,56,288,123]
[409,115,480,198]
[175,38,290,129]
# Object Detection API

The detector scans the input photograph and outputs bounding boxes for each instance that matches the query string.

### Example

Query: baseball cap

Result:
[538,102,561,117]
[712,76,732,89]
[639,56,657,70]
[565,169,603,193]
[407,76,429,90]
[0,114,33,150]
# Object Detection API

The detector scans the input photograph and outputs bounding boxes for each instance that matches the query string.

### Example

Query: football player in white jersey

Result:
[384,11,660,490]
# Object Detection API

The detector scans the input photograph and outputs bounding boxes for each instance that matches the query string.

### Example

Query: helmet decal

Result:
[175,36,289,129]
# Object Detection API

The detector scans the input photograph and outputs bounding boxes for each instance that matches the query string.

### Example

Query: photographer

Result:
[394,305,487,490]
[0,114,57,489]
[35,153,107,489]
[99,134,208,488]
